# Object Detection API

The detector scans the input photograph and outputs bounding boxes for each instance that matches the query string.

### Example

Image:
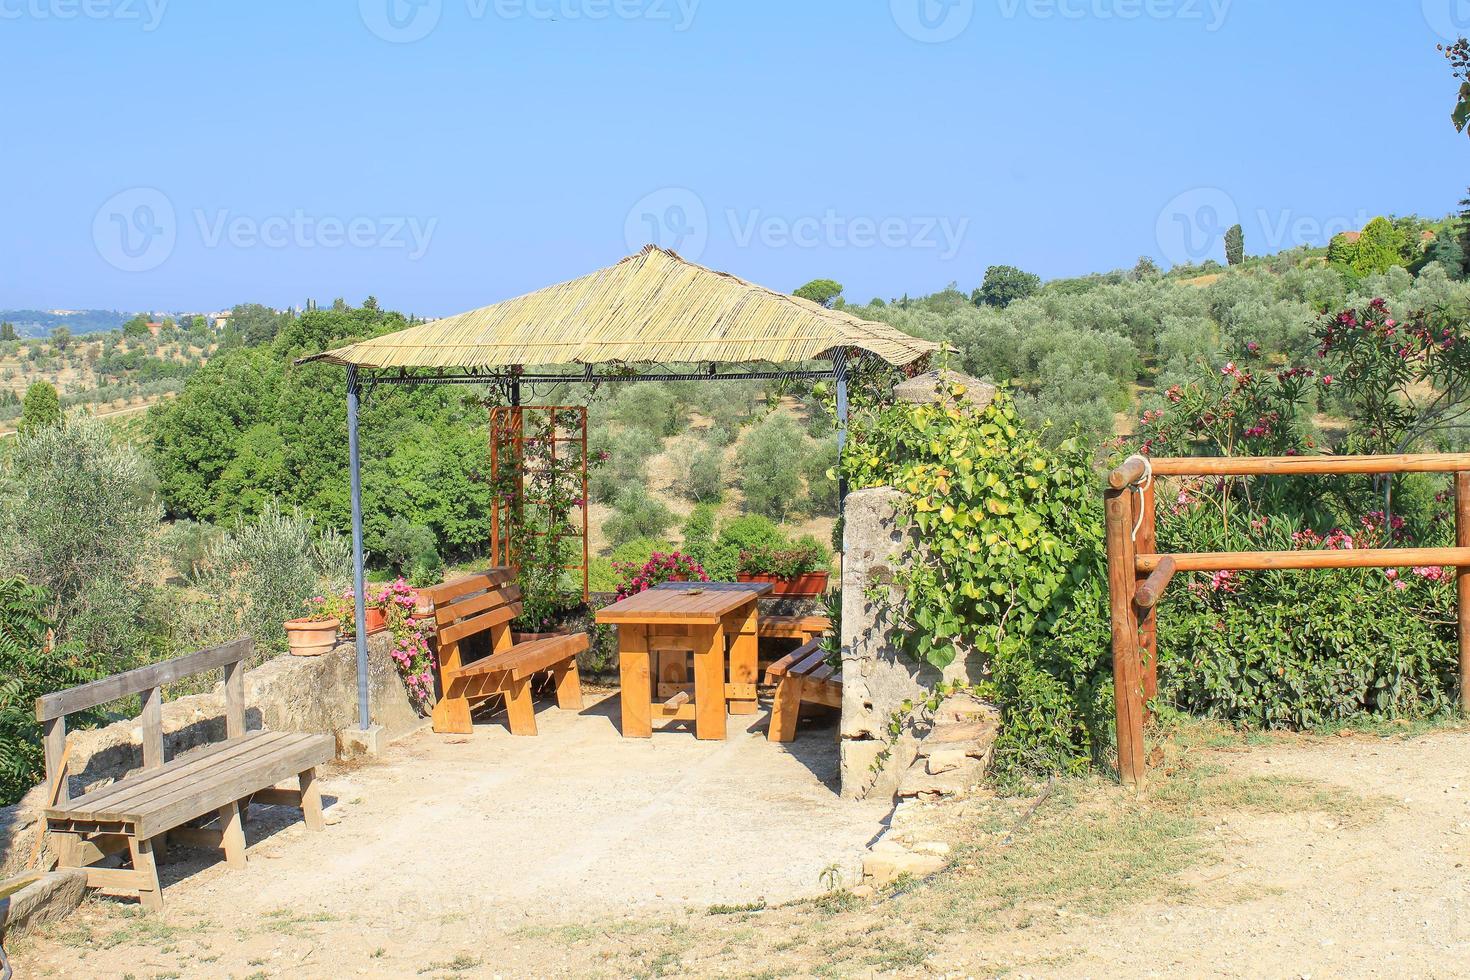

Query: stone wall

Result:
[0,632,421,877]
[838,370,998,799]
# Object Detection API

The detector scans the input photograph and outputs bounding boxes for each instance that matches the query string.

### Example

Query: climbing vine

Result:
[842,381,1113,779]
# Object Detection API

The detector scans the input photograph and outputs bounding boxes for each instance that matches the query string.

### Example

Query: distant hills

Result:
[0,309,131,337]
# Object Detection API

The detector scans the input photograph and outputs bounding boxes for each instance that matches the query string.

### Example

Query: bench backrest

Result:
[424,569,521,677]
[34,637,252,804]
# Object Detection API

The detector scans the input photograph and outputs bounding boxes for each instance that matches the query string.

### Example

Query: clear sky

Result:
[2,1,1466,316]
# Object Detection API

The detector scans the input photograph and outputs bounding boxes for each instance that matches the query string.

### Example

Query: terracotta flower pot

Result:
[736,572,831,596]
[285,617,340,657]
[363,607,387,635]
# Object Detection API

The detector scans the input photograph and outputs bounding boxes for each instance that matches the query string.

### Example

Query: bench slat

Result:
[54,732,306,822]
[36,638,252,722]
[142,736,333,838]
[108,733,318,820]
[434,585,521,626]
[453,633,587,682]
[58,732,287,815]
[425,569,515,608]
[438,603,521,646]
[765,638,823,681]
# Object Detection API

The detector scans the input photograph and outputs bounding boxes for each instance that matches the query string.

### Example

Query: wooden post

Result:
[1132,483,1159,720]
[223,659,245,739]
[617,625,652,738]
[140,686,163,770]
[1106,485,1146,787]
[1458,472,1470,716]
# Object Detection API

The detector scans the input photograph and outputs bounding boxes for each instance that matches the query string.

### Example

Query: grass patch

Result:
[706,900,766,916]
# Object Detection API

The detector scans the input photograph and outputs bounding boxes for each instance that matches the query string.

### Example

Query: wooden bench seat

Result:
[765,637,843,742]
[36,639,336,911]
[428,569,588,736]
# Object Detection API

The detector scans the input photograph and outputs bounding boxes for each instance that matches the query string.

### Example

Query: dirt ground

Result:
[12,717,1470,979]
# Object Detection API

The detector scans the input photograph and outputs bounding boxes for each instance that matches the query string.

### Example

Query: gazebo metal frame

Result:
[339,353,853,733]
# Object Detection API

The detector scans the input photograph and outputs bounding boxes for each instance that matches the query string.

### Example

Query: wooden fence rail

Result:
[1106,453,1470,787]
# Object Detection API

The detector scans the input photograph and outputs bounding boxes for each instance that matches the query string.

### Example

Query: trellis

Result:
[489,404,590,602]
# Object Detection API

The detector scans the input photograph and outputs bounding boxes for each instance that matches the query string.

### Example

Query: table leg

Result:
[618,624,652,738]
[694,623,727,740]
[725,602,759,716]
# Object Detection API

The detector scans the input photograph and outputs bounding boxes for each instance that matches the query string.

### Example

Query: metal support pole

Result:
[833,349,850,508]
[346,367,371,732]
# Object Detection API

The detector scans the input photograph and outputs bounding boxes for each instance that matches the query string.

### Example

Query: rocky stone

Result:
[0,869,87,940]
[923,747,969,775]
[897,757,987,801]
[893,370,998,412]
[862,839,948,886]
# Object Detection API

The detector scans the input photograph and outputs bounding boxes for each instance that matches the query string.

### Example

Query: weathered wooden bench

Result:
[36,638,336,911]
[427,569,588,736]
[765,637,843,742]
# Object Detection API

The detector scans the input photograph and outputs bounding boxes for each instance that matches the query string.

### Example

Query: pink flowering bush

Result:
[1156,490,1459,728]
[308,579,436,709]
[612,552,709,602]
[371,578,437,708]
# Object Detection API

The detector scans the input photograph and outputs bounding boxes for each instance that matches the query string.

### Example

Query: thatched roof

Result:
[302,246,939,370]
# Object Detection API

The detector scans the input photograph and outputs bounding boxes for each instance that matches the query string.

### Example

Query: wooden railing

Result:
[1105,453,1470,787]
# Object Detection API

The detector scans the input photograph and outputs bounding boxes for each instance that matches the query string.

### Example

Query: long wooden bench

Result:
[427,569,589,736]
[765,637,843,742]
[36,638,335,911]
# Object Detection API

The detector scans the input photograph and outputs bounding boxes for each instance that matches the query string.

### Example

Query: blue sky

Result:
[2,1,1466,316]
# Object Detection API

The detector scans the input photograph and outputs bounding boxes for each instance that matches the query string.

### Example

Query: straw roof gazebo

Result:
[302,245,940,733]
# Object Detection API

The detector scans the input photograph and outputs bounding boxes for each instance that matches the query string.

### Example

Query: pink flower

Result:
[1322,375,1334,387]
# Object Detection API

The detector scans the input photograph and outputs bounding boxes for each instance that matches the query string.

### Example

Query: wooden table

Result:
[594,582,772,739]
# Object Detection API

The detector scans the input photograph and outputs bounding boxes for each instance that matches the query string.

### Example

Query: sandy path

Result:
[951,731,1470,978]
[11,691,888,977]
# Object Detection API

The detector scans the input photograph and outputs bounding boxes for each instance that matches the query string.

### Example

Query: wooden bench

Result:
[427,569,588,736]
[758,614,832,644]
[36,638,336,911]
[765,637,843,742]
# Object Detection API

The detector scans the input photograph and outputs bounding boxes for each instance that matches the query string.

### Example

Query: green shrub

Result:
[736,415,805,520]
[591,428,658,503]
[604,487,676,547]
[802,440,839,515]
[685,447,724,503]
[1156,515,1456,727]
[0,417,162,663]
[194,499,353,653]
[0,578,108,805]
[843,383,1112,782]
